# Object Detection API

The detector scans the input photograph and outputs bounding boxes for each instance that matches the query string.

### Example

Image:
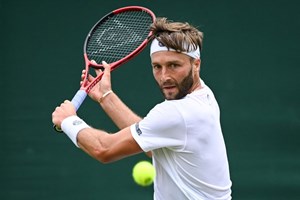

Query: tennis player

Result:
[52,17,232,199]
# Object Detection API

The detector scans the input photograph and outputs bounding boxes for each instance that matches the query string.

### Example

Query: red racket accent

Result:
[54,6,156,132]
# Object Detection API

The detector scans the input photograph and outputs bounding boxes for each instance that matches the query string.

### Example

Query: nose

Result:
[160,67,171,81]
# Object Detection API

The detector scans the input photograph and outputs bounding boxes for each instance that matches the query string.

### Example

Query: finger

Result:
[102,61,112,77]
[95,68,103,76]
[81,70,86,82]
[82,73,94,82]
[102,60,111,71]
[62,100,76,112]
[59,100,70,108]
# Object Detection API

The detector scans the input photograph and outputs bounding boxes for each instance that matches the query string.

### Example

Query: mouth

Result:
[160,80,178,99]
[162,85,177,93]
[163,85,175,89]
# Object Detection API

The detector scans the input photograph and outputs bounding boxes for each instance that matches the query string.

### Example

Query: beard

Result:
[159,68,194,100]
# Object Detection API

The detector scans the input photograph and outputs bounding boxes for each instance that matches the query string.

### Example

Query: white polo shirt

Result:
[131,80,232,200]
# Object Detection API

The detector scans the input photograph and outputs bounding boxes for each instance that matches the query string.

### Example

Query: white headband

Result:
[150,38,200,59]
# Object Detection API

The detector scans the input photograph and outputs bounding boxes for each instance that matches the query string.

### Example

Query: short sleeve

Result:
[131,101,187,152]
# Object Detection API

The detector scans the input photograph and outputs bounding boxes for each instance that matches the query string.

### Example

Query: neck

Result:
[189,78,202,93]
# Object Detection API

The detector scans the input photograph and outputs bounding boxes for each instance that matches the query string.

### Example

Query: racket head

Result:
[83,6,156,70]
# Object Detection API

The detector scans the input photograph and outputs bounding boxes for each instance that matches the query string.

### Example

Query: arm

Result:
[99,92,141,129]
[77,126,143,163]
[52,100,143,163]
[97,62,152,157]
[83,61,141,129]
[52,61,150,162]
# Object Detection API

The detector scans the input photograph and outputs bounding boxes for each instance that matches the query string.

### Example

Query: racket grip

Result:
[71,90,88,111]
[54,90,87,133]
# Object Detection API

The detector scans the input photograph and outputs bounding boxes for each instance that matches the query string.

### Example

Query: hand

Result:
[80,61,112,102]
[52,100,77,129]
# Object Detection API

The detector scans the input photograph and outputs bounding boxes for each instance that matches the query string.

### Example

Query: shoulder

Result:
[143,100,186,128]
[150,100,183,117]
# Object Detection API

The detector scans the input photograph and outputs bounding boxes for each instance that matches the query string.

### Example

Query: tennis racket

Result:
[54,6,156,132]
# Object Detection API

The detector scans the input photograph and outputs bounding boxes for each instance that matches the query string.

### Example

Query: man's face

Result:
[151,51,200,100]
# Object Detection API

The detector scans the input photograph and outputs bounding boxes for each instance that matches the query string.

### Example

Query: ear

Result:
[193,59,201,72]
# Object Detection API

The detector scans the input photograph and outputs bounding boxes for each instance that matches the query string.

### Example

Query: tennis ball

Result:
[132,161,156,187]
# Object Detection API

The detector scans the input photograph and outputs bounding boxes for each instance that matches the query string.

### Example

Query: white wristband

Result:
[61,115,90,147]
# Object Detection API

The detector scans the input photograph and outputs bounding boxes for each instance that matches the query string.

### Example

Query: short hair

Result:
[150,17,204,53]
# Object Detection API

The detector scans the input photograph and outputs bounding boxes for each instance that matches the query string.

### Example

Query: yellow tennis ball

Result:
[132,161,156,187]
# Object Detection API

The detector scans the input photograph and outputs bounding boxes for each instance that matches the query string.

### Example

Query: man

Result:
[52,17,232,199]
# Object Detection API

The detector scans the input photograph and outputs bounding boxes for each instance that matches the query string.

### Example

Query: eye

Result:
[169,63,179,69]
[152,64,161,70]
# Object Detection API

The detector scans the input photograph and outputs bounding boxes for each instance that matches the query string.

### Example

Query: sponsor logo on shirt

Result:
[135,123,142,136]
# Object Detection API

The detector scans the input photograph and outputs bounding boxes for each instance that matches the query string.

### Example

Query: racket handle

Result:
[71,90,88,111]
[54,90,87,133]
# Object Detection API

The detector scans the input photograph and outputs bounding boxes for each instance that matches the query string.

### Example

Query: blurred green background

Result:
[1,0,300,199]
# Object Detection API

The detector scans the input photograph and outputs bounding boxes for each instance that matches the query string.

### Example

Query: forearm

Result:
[77,126,143,163]
[77,128,112,163]
[99,92,152,158]
[99,91,142,129]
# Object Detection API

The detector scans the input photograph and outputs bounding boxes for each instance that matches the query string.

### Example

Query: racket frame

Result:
[54,6,155,132]
[81,6,156,94]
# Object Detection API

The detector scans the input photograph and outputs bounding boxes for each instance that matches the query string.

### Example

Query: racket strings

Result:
[86,11,153,64]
